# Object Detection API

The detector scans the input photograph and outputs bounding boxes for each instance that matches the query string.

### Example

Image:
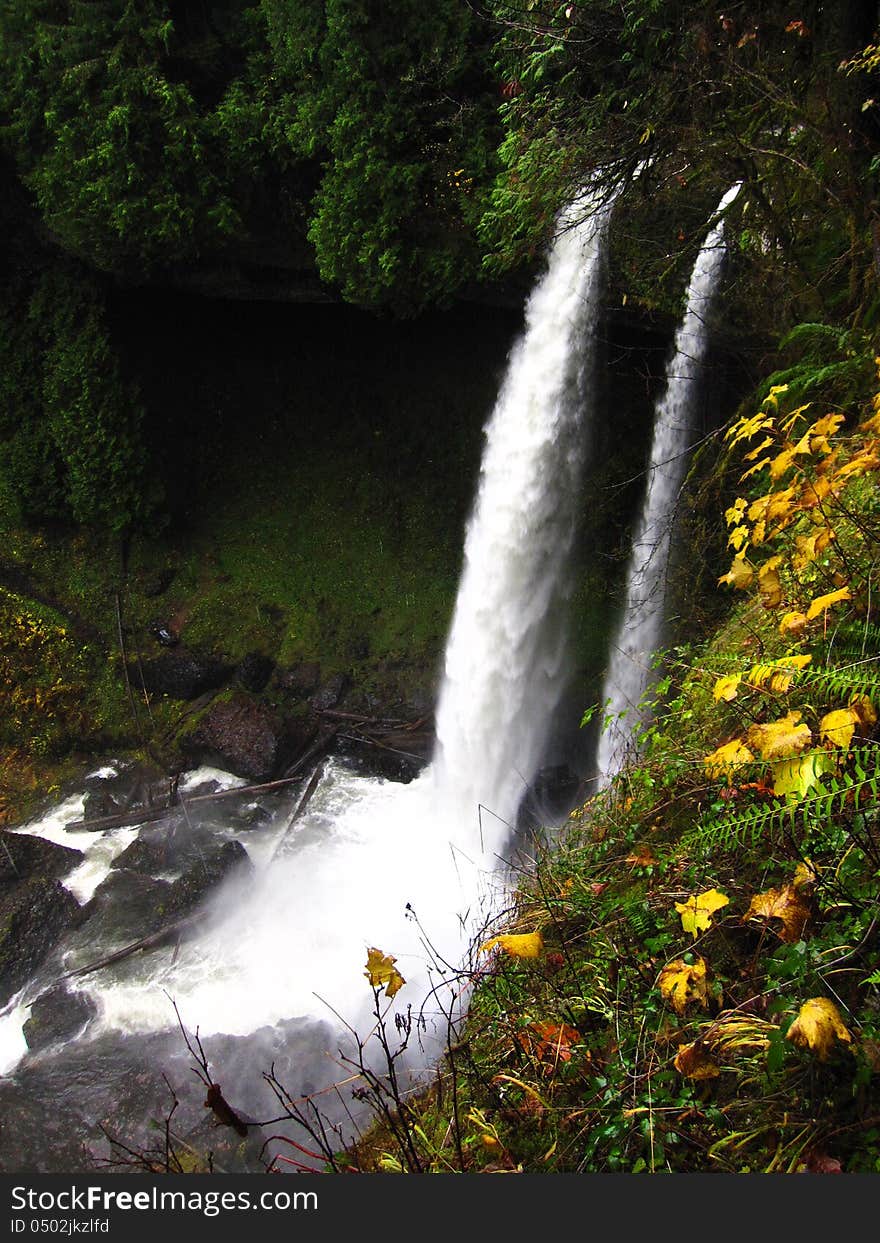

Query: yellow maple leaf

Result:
[779,610,808,638]
[479,930,544,959]
[757,557,784,608]
[852,695,878,728]
[820,707,861,749]
[727,524,750,552]
[659,956,710,1015]
[713,674,742,702]
[800,475,835,510]
[833,449,880,482]
[786,997,853,1060]
[771,751,833,800]
[748,654,811,693]
[742,438,775,462]
[718,554,753,590]
[364,947,406,998]
[626,844,657,868]
[742,883,812,943]
[704,738,754,781]
[675,889,729,939]
[674,1040,721,1080]
[793,527,833,571]
[809,412,845,441]
[725,496,749,524]
[747,710,812,760]
[793,860,819,891]
[805,586,851,620]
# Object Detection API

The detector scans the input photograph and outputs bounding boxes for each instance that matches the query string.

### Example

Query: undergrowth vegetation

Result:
[286,335,880,1175]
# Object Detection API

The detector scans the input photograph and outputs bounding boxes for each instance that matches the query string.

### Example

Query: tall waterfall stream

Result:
[596,185,740,779]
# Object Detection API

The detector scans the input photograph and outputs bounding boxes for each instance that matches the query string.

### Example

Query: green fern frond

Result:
[685,746,880,859]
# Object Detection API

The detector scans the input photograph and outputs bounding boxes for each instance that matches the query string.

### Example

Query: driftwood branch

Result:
[64,773,306,833]
[59,914,202,981]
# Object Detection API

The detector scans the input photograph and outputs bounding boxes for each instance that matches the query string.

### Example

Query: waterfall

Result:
[0,191,615,1120]
[596,184,740,780]
[433,189,615,831]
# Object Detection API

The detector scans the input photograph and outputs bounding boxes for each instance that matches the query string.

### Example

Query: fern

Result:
[791,661,880,707]
[758,322,874,405]
[686,746,880,859]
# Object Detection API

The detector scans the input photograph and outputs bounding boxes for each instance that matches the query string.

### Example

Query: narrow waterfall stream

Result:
[596,185,741,780]
[0,192,614,1169]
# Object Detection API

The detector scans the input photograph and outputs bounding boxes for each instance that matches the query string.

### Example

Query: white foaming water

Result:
[3,193,613,1091]
[597,185,741,779]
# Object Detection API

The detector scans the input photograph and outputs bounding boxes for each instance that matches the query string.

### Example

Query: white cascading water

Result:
[0,191,614,1110]
[596,184,740,780]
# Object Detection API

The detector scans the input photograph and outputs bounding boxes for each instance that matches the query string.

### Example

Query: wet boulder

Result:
[182,693,284,781]
[0,831,82,884]
[0,878,83,1006]
[23,983,98,1052]
[166,840,253,917]
[81,760,173,822]
[136,647,231,700]
[310,672,350,713]
[236,651,275,693]
[77,870,175,946]
[274,661,320,699]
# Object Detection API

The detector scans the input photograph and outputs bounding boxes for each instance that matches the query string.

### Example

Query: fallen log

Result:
[63,773,306,833]
[59,914,202,981]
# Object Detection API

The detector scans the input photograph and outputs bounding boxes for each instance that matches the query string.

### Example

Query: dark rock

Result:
[166,840,253,917]
[183,693,284,781]
[236,651,275,693]
[78,870,174,945]
[0,878,83,1006]
[310,672,350,712]
[334,740,421,784]
[136,648,231,700]
[23,984,98,1051]
[0,831,82,886]
[516,764,585,832]
[109,835,176,876]
[81,761,173,822]
[274,661,321,698]
[140,566,176,598]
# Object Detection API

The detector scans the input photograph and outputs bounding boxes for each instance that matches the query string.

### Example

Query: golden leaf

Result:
[726,412,774,445]
[800,476,834,510]
[674,1041,721,1080]
[713,674,742,703]
[626,844,657,867]
[779,610,808,638]
[820,707,861,750]
[748,654,811,693]
[718,554,753,590]
[727,524,750,552]
[675,889,729,939]
[742,438,775,462]
[750,518,767,546]
[852,695,878,728]
[771,751,833,800]
[793,860,818,891]
[786,997,853,1060]
[364,947,406,998]
[659,956,709,1015]
[725,496,748,524]
[704,738,754,780]
[809,412,845,441]
[757,557,784,608]
[805,587,851,620]
[479,930,544,959]
[746,710,812,760]
[742,883,811,943]
[793,527,833,571]
[833,449,880,482]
